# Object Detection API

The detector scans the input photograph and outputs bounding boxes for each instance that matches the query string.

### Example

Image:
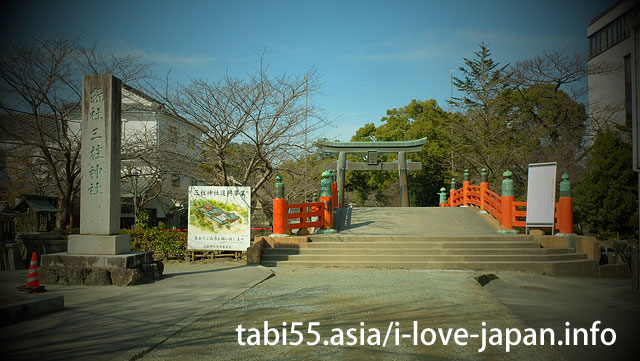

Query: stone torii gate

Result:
[319,137,427,207]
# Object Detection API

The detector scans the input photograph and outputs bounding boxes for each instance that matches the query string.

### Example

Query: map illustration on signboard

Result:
[187,186,251,251]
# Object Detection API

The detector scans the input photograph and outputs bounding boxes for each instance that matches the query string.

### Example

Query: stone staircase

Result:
[259,208,598,276]
[260,235,596,275]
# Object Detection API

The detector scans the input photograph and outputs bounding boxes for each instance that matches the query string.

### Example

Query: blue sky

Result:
[1,0,612,141]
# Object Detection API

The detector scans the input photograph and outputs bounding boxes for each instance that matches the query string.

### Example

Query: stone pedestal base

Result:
[68,234,131,255]
[40,252,162,286]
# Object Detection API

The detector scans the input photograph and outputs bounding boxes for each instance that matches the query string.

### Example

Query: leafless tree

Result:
[119,111,201,224]
[506,48,620,186]
[155,60,326,198]
[0,35,152,228]
[511,47,619,136]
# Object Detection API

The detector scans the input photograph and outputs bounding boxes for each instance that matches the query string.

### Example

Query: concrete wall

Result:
[1,233,67,270]
[534,235,600,262]
[247,236,309,264]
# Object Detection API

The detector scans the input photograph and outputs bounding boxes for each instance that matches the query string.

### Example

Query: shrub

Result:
[136,210,152,229]
[122,228,186,260]
[54,227,80,235]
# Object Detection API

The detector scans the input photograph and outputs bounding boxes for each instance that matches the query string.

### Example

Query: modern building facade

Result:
[587,0,640,133]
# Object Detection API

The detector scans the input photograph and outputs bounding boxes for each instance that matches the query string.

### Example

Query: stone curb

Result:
[0,293,64,327]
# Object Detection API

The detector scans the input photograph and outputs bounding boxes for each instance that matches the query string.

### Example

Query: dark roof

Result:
[0,200,23,219]
[25,198,59,212]
[0,113,63,143]
[14,195,59,212]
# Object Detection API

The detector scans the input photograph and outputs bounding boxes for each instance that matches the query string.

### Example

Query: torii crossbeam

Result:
[318,137,427,207]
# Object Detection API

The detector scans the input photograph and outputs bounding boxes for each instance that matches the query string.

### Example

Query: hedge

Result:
[121,228,186,260]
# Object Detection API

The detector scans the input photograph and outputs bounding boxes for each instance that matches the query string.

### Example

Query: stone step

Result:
[306,241,541,249]
[260,253,587,262]
[259,259,599,276]
[308,235,535,243]
[262,247,574,256]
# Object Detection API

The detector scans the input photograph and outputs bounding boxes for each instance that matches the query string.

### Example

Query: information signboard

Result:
[525,162,557,229]
[187,186,251,251]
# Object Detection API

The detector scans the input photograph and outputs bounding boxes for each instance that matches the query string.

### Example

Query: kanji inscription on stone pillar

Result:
[79,75,123,235]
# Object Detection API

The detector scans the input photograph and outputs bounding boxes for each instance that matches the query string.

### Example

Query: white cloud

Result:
[128,49,213,66]
[95,39,214,67]
[352,27,585,64]
[453,28,583,55]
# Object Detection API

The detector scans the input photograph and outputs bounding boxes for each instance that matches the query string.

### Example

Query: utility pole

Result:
[450,70,455,172]
[304,73,308,203]
[133,170,140,229]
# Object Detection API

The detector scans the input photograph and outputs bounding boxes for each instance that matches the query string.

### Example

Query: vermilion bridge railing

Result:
[272,170,339,235]
[440,169,574,234]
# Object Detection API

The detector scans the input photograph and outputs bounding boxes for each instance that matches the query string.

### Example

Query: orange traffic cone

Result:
[26,252,40,288]
[17,252,45,293]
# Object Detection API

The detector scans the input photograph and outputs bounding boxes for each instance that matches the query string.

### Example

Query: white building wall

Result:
[156,112,202,191]
[122,111,202,226]
[588,37,631,127]
[122,112,158,145]
[66,88,203,227]
[587,0,639,131]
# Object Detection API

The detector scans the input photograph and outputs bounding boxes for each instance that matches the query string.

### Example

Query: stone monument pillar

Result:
[68,75,131,254]
[40,75,160,286]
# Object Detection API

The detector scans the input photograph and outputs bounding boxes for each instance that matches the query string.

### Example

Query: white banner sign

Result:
[526,162,557,228]
[188,186,251,251]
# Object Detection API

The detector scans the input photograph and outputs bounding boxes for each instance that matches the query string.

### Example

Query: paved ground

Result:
[138,268,640,361]
[338,207,498,236]
[1,261,638,360]
[484,273,640,360]
[0,261,273,361]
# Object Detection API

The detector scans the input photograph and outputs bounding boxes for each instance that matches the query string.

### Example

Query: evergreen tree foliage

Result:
[450,43,515,184]
[573,131,637,235]
[347,99,450,206]
[451,43,588,193]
